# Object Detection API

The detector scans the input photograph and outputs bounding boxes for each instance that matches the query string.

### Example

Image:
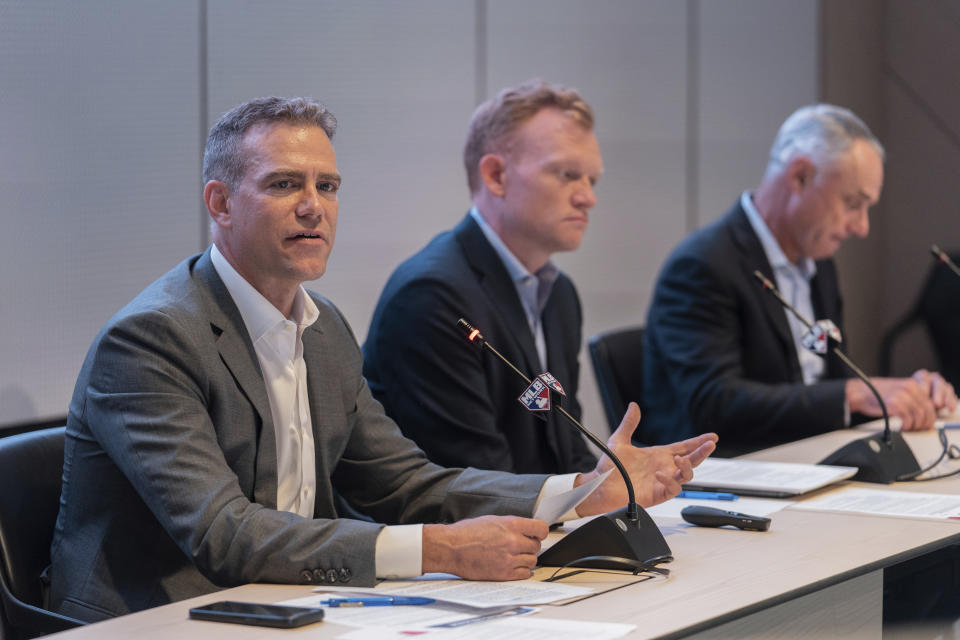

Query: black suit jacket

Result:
[638,201,851,454]
[363,214,597,474]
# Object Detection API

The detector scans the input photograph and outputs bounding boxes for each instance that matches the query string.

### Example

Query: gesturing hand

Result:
[575,403,717,516]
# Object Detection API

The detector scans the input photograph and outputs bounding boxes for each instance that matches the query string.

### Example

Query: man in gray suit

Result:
[49,97,717,621]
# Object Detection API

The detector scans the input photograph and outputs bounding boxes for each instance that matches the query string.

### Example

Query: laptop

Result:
[682,458,858,498]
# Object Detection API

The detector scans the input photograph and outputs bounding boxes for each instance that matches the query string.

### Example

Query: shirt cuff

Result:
[374,524,423,579]
[534,473,579,523]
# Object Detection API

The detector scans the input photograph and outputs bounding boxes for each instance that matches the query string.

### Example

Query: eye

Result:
[844,197,865,211]
[318,181,339,193]
[559,169,580,182]
[272,179,297,190]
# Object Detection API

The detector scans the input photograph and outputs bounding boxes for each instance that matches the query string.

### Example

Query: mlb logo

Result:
[518,377,551,412]
[537,372,566,397]
[802,320,842,355]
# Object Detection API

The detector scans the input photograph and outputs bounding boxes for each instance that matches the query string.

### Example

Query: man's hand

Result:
[913,369,958,417]
[846,370,957,431]
[574,403,717,516]
[422,515,548,580]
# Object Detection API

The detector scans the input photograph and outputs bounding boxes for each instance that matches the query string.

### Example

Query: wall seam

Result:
[685,0,700,233]
[475,0,487,105]
[198,0,209,250]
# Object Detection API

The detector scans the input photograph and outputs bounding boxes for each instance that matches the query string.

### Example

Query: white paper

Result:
[312,578,594,608]
[790,487,960,520]
[335,616,636,639]
[685,458,856,495]
[279,593,533,629]
[534,469,612,523]
[646,496,793,520]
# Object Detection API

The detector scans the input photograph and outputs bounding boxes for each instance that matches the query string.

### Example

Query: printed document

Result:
[790,487,960,520]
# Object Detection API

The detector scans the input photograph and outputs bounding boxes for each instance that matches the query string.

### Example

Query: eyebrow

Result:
[261,170,342,186]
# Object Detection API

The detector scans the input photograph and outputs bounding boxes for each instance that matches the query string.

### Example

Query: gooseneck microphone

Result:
[752,271,921,483]
[456,318,672,569]
[931,245,960,279]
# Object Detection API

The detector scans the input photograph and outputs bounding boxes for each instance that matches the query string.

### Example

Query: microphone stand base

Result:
[537,506,672,570]
[819,430,921,483]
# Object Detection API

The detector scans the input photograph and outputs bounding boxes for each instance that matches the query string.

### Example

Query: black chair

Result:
[879,251,960,388]
[0,427,84,639]
[588,326,645,433]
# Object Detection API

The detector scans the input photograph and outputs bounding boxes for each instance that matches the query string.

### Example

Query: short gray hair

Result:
[764,104,884,180]
[464,79,594,195]
[203,96,338,189]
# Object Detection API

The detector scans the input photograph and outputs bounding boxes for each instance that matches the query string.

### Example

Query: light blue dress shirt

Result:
[469,206,559,371]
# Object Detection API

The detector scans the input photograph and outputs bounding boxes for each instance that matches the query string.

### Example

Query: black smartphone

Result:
[188,600,325,628]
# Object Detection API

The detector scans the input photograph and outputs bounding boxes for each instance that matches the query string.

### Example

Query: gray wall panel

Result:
[0,1,201,424]
[697,0,819,226]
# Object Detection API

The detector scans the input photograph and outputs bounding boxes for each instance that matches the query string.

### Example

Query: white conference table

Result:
[46,424,960,639]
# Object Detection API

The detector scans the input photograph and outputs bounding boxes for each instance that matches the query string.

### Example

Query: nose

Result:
[849,206,869,238]
[296,183,324,219]
[572,178,597,211]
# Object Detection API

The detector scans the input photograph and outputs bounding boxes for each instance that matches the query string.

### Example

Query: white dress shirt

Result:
[741,191,824,385]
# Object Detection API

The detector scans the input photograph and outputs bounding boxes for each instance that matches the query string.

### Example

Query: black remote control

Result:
[681,505,771,531]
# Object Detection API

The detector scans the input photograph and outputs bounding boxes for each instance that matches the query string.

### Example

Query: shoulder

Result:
[99,254,210,339]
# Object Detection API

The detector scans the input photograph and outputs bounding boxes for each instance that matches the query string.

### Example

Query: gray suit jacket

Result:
[49,249,545,621]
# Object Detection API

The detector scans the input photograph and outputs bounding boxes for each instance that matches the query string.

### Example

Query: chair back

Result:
[0,426,84,638]
[588,327,645,432]
[880,252,960,387]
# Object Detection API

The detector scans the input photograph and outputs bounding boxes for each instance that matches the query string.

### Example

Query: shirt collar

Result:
[469,206,560,292]
[740,190,816,280]
[210,244,320,343]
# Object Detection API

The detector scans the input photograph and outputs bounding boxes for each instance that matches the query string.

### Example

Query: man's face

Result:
[496,108,603,269]
[787,139,884,261]
[215,122,341,297]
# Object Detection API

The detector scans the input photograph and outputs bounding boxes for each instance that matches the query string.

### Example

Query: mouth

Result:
[288,231,326,242]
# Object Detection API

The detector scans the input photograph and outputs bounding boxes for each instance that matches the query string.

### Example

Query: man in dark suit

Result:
[364,80,602,474]
[50,96,717,621]
[640,104,956,454]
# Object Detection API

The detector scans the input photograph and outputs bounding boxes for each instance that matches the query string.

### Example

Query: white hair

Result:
[764,104,884,180]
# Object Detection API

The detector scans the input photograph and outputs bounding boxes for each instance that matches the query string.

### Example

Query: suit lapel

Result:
[300,322,339,517]
[727,204,797,369]
[193,250,279,508]
[455,215,542,377]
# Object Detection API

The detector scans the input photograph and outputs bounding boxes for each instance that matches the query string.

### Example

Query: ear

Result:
[204,180,232,229]
[478,153,507,197]
[786,156,816,193]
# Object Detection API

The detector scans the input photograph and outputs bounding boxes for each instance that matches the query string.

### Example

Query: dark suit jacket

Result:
[49,249,545,622]
[363,214,596,474]
[638,201,851,454]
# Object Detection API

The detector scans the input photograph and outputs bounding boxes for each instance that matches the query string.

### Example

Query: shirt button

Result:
[300,570,313,584]
[339,568,351,582]
[326,569,339,584]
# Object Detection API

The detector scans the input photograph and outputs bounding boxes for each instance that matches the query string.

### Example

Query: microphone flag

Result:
[518,376,551,412]
[801,320,842,355]
[537,372,566,397]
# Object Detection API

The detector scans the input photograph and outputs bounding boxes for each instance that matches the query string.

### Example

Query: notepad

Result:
[682,458,857,498]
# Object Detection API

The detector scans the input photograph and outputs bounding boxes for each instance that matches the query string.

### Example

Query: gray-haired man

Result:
[638,104,956,454]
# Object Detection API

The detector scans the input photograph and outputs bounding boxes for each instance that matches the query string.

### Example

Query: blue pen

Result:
[677,490,738,501]
[942,423,960,429]
[319,596,435,607]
